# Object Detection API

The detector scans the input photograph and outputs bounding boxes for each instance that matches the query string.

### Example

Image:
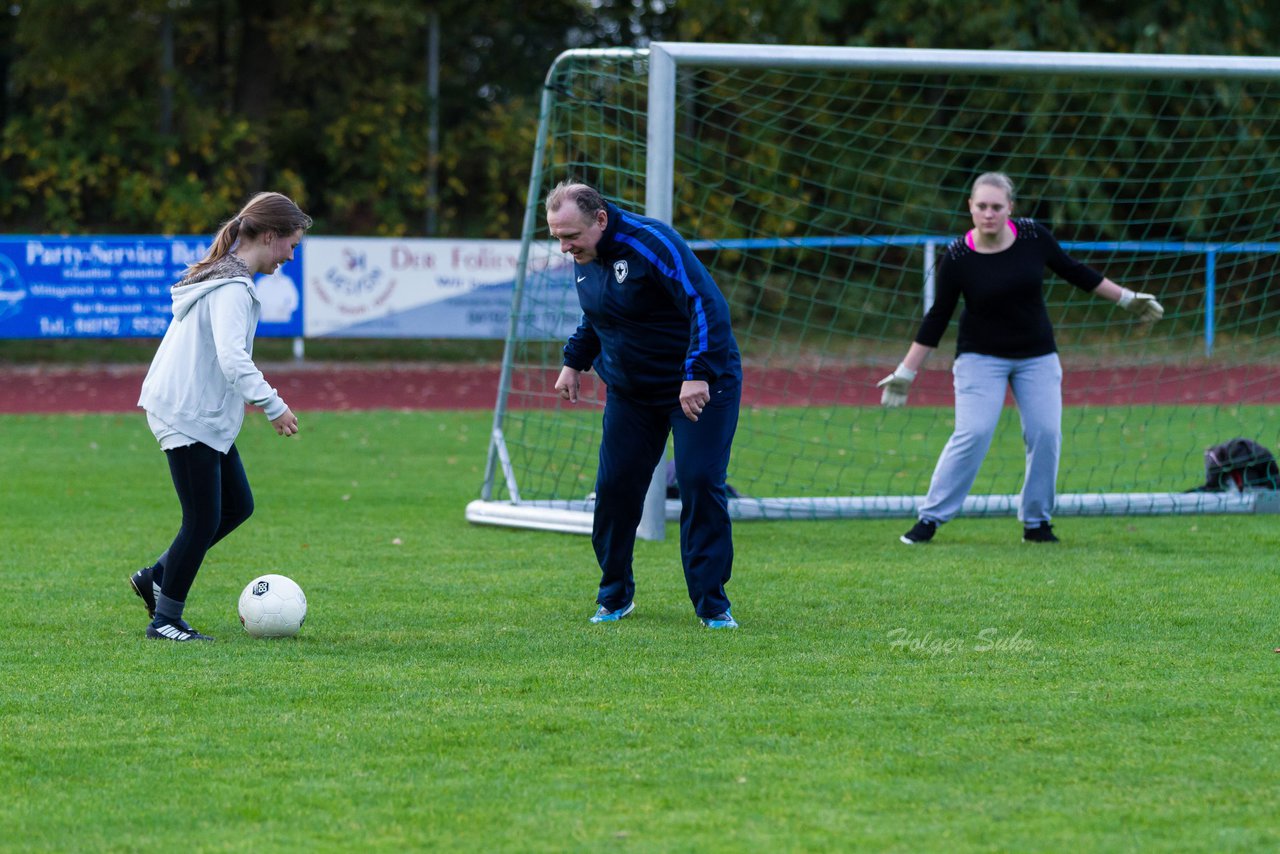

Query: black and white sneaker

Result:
[900,519,937,544]
[129,567,156,619]
[146,617,214,642]
[1023,522,1060,544]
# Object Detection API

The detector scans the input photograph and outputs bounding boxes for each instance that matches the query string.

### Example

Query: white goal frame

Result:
[467,43,1280,536]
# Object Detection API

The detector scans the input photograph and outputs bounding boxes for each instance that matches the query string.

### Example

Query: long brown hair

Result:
[183,191,313,281]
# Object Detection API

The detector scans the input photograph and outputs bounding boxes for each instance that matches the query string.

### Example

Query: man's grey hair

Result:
[545,181,606,219]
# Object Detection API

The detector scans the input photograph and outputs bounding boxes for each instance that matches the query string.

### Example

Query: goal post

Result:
[468,43,1280,534]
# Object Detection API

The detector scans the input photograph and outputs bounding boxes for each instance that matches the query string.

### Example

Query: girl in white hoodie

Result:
[132,192,311,641]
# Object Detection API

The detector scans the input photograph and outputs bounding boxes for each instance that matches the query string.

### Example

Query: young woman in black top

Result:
[879,172,1164,544]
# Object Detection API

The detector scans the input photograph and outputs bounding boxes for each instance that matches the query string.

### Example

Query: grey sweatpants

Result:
[917,352,1062,526]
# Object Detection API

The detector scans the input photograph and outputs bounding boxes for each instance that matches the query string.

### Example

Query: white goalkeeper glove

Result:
[876,363,916,408]
[1118,288,1164,322]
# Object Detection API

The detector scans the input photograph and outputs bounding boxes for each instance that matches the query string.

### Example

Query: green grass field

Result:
[3,411,1278,852]
[503,402,1280,505]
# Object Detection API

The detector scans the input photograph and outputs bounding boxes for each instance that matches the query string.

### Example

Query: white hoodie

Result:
[138,275,288,453]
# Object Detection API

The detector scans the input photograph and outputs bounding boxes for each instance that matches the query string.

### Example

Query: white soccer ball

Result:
[238,574,307,638]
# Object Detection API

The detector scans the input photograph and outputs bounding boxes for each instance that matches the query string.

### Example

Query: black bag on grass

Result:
[1189,437,1280,492]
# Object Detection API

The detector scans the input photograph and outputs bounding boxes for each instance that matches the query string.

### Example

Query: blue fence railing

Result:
[691,236,1280,356]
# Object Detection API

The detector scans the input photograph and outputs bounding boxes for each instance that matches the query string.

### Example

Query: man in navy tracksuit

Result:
[547,181,742,629]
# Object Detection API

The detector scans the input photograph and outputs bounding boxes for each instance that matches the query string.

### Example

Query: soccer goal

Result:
[467,43,1280,536]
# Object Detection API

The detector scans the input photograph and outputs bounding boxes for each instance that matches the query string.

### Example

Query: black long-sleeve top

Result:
[914,218,1104,358]
[563,202,741,405]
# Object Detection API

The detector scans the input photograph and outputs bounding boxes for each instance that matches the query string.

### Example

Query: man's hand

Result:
[876,364,916,408]
[271,407,299,436]
[1118,288,1164,322]
[555,366,581,403]
[680,380,711,422]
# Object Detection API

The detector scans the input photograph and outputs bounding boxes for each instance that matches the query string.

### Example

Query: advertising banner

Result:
[303,237,579,340]
[0,236,304,339]
[0,234,577,342]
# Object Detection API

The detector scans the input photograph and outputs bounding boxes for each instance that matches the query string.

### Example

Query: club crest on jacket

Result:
[613,260,629,283]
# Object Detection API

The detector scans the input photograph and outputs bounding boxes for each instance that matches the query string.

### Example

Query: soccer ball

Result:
[238,574,307,638]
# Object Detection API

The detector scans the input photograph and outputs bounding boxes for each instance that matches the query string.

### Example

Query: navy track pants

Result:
[592,378,740,618]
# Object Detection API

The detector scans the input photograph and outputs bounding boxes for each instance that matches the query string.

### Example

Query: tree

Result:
[2,0,1279,237]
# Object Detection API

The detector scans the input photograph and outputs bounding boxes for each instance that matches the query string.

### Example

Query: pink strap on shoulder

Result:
[966,220,1017,250]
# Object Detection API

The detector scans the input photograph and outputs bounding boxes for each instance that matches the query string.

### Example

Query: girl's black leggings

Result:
[155,442,254,603]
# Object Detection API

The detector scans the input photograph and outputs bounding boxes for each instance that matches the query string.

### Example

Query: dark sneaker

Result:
[129,567,156,618]
[900,519,937,544]
[1023,522,1060,543]
[589,602,635,624]
[700,611,739,629]
[146,617,214,642]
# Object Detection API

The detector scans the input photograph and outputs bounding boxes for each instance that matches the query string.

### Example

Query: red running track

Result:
[3,363,1280,414]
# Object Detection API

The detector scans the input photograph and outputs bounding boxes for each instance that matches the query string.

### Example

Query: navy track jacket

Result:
[562,202,741,406]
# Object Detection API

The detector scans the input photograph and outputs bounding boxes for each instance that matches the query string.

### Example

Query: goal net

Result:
[469,44,1280,535]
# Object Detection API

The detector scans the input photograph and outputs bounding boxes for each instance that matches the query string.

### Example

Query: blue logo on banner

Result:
[0,254,24,322]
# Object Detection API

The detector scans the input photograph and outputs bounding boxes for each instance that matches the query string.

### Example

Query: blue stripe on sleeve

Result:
[615,214,709,379]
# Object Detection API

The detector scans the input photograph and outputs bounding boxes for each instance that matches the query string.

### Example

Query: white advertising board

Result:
[303,237,579,339]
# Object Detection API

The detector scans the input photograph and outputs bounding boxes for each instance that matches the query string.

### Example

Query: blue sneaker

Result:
[589,602,635,623]
[700,611,738,629]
